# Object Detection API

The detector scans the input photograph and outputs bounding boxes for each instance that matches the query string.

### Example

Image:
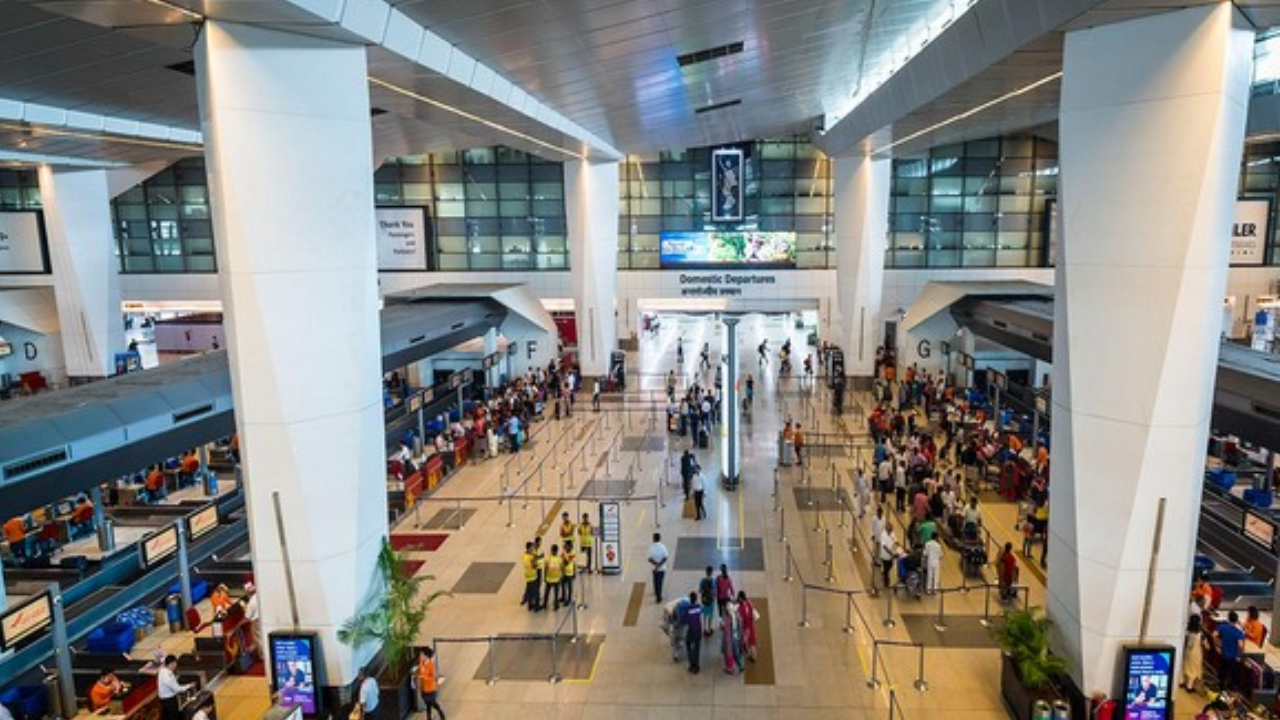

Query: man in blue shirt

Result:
[1216,611,1246,691]
[683,592,703,674]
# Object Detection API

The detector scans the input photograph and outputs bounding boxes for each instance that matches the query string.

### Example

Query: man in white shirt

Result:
[853,468,870,518]
[876,458,893,504]
[692,472,707,521]
[923,536,944,594]
[870,507,886,555]
[878,526,899,590]
[356,666,379,720]
[648,533,670,603]
[157,654,192,720]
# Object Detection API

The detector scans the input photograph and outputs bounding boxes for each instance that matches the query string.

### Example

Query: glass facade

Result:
[0,169,42,210]
[375,148,568,271]
[886,135,1057,268]
[617,138,835,269]
[111,158,217,273]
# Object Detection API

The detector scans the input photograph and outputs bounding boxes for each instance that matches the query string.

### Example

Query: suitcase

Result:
[698,428,709,449]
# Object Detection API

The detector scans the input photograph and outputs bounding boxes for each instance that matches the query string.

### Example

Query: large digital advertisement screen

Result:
[1122,646,1175,720]
[659,230,796,269]
[270,632,319,716]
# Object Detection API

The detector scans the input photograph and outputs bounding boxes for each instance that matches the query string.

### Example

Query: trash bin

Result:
[1032,700,1052,720]
[1051,700,1070,720]
[203,470,218,497]
[97,517,115,552]
[43,672,62,720]
[166,594,183,633]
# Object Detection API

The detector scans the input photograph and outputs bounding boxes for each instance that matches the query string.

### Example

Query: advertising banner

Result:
[599,501,622,575]
[1231,199,1270,266]
[711,148,744,222]
[1121,646,1175,720]
[0,211,49,273]
[659,230,796,269]
[270,632,320,716]
[376,207,430,271]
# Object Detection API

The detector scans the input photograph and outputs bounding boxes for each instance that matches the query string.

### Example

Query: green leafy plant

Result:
[991,606,1069,690]
[338,538,449,679]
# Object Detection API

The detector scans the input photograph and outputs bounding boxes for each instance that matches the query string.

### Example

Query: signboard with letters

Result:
[140,525,179,567]
[0,592,53,652]
[185,504,219,541]
[1231,198,1270,266]
[599,501,622,575]
[0,211,49,274]
[375,207,431,271]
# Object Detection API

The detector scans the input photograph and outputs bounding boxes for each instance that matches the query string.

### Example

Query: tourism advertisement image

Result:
[270,633,319,715]
[1123,647,1174,720]
[659,230,796,269]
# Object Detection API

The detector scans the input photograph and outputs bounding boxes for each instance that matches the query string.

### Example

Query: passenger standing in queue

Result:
[355,666,379,720]
[416,648,445,720]
[542,545,564,611]
[520,542,539,611]
[577,514,595,574]
[157,655,192,720]
[683,592,704,674]
[561,540,577,608]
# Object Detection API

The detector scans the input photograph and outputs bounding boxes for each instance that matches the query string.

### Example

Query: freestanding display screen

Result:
[1121,645,1175,720]
[659,230,796,269]
[269,632,320,716]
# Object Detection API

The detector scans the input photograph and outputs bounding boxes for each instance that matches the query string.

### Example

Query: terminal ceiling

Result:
[2,0,1280,167]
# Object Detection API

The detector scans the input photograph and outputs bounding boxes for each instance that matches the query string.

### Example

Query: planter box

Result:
[377,672,416,720]
[1000,654,1058,720]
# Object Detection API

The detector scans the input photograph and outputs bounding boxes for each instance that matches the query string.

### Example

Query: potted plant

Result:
[338,538,449,720]
[991,606,1069,720]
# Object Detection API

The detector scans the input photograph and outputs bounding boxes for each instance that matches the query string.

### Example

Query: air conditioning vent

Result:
[4,448,70,481]
[677,41,745,68]
[173,404,214,423]
[695,99,742,115]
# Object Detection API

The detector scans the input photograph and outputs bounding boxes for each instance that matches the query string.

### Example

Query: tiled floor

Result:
[208,312,1207,720]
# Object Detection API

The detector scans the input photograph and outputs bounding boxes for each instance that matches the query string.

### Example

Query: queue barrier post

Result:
[979,583,994,627]
[783,542,794,582]
[549,633,561,684]
[914,644,929,692]
[779,507,787,544]
[653,494,661,529]
[866,642,880,688]
[486,635,498,685]
[934,589,947,633]
[842,593,855,634]
[506,494,515,528]
[799,585,811,628]
[824,530,835,584]
[883,588,896,628]
[455,498,465,530]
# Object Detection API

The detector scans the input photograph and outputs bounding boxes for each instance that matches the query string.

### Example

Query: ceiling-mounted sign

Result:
[1231,198,1271,266]
[0,211,50,274]
[376,207,431,271]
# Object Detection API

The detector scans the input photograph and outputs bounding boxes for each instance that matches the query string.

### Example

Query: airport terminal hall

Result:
[7,2,1280,720]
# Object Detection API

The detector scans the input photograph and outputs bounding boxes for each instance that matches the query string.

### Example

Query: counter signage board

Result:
[375,207,430,271]
[0,591,53,652]
[140,525,179,567]
[1034,395,1047,415]
[0,211,50,274]
[408,393,422,413]
[422,387,434,404]
[463,368,473,385]
[599,501,622,575]
[450,372,462,389]
[994,372,1008,392]
[186,504,219,540]
[1231,198,1270,266]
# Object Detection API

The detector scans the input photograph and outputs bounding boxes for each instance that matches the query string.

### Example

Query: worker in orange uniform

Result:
[180,451,200,487]
[145,465,167,501]
[210,583,233,618]
[415,648,445,720]
[89,669,125,712]
[72,494,96,538]
[3,516,30,558]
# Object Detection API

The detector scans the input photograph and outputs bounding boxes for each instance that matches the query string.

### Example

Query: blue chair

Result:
[0,686,48,720]
[86,622,136,654]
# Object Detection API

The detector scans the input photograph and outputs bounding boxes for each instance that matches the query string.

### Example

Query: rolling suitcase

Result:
[698,427,709,449]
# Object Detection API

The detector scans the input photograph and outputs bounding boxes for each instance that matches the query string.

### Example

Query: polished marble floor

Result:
[212,312,1208,720]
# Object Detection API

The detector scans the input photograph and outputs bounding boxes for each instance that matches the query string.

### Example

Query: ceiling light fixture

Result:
[368,77,585,160]
[138,0,203,21]
[873,71,1063,155]
[0,122,201,152]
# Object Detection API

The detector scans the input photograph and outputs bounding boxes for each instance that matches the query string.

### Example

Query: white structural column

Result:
[37,167,124,379]
[1049,4,1253,693]
[196,21,386,685]
[833,156,890,379]
[565,160,620,376]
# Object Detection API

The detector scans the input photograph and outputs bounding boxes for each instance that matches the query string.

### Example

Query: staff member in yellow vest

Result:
[520,542,539,611]
[559,512,575,546]
[577,514,595,574]
[561,540,577,609]
[542,545,564,611]
[416,648,445,720]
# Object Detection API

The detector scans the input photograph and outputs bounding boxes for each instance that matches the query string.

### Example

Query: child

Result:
[1021,514,1036,557]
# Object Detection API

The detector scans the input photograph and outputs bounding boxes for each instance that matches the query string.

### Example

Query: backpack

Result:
[699,577,715,606]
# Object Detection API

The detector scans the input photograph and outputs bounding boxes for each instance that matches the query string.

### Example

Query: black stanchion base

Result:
[721,472,740,491]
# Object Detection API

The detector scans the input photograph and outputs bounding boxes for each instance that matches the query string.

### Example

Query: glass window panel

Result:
[794,216,826,233]
[794,159,822,179]
[894,196,928,214]
[963,214,997,232]
[434,164,463,183]
[436,200,465,218]
[963,195,998,213]
[961,248,995,267]
[124,221,149,238]
[435,182,464,201]
[127,238,153,254]
[123,256,155,272]
[399,164,431,182]
[471,236,501,253]
[181,204,209,220]
[929,231,961,250]
[437,236,468,254]
[462,148,496,165]
[180,185,207,204]
[151,205,179,222]
[529,164,561,182]
[375,184,402,204]
[928,250,961,267]
[467,200,498,217]
[1001,158,1034,176]
[147,186,178,205]
[156,255,185,272]
[929,195,963,213]
[469,253,501,270]
[963,232,997,251]
[795,197,826,215]
[499,200,529,217]
[536,254,567,270]
[1002,137,1034,157]
[931,177,963,196]
[186,256,217,272]
[998,176,1032,195]
[532,181,564,200]
[630,253,660,269]
[538,236,567,254]
[966,139,1000,157]
[997,231,1029,250]
[438,254,469,271]
[892,214,921,233]
[997,213,1031,233]
[894,177,929,195]
[795,250,827,269]
[964,176,997,195]
[402,183,431,203]
[893,232,925,251]
[888,250,925,268]
[760,141,793,160]
[632,234,659,252]
[117,204,148,221]
[374,165,401,182]
[532,199,563,217]
[182,220,212,238]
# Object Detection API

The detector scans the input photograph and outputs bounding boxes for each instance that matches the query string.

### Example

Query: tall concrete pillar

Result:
[722,317,741,487]
[37,167,124,380]
[1049,3,1253,693]
[484,327,499,388]
[833,156,890,381]
[195,20,387,685]
[565,160,619,376]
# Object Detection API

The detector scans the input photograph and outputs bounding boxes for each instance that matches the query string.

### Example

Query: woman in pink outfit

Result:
[736,591,758,662]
